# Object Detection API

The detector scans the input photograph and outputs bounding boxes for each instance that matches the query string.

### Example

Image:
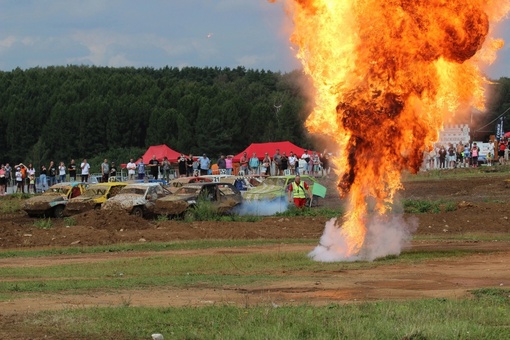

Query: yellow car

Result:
[64,182,127,215]
[23,182,87,218]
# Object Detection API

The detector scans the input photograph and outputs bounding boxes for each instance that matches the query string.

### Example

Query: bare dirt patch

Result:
[1,171,510,321]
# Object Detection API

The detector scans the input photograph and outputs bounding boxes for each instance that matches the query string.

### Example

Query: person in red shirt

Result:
[287,175,312,208]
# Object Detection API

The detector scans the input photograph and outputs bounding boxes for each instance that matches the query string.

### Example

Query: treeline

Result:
[0,65,313,167]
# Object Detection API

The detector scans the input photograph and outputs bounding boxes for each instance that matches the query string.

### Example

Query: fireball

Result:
[274,0,510,260]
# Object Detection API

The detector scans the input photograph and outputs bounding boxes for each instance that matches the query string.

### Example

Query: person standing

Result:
[186,154,194,177]
[217,154,227,174]
[438,146,447,169]
[240,152,249,175]
[163,156,172,180]
[4,163,12,189]
[249,152,259,175]
[273,149,282,176]
[226,155,234,175]
[261,153,271,176]
[15,166,23,193]
[39,164,48,192]
[300,150,311,174]
[58,161,66,183]
[471,142,480,168]
[0,165,6,196]
[80,159,90,182]
[110,161,117,180]
[137,159,145,180]
[199,154,210,176]
[68,159,77,181]
[48,161,57,186]
[280,152,289,174]
[127,158,136,180]
[177,154,186,178]
[287,174,312,208]
[149,155,160,180]
[288,152,298,175]
[101,159,110,183]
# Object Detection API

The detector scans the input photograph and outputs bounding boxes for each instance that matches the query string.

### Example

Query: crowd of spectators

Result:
[0,149,333,195]
[423,140,508,170]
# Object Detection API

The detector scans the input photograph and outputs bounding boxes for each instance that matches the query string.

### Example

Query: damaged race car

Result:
[101,182,170,218]
[64,182,127,215]
[22,182,87,218]
[154,182,242,218]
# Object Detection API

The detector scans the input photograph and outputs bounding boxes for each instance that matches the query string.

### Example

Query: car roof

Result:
[123,183,160,188]
[88,182,128,187]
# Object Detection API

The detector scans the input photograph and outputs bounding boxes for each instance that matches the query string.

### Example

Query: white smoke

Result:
[309,214,417,262]
[233,198,290,216]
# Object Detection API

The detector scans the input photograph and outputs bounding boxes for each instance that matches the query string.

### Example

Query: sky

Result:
[0,1,509,79]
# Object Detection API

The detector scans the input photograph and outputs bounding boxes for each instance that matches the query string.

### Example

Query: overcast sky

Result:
[0,1,508,79]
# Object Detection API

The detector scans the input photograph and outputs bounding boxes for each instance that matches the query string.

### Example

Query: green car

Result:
[243,175,326,206]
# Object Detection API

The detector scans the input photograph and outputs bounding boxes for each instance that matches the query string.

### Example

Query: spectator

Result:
[261,153,271,176]
[249,152,259,175]
[101,159,110,183]
[127,158,136,180]
[4,163,12,189]
[281,152,289,174]
[68,159,77,182]
[40,164,48,192]
[80,159,91,182]
[186,154,194,177]
[48,161,57,186]
[177,154,186,178]
[0,164,6,196]
[288,152,298,175]
[226,155,234,175]
[273,149,282,176]
[438,146,447,169]
[312,151,321,176]
[163,156,173,179]
[26,163,35,190]
[498,141,506,165]
[217,154,227,174]
[110,161,117,180]
[15,166,23,193]
[300,150,311,174]
[149,155,160,180]
[19,163,27,193]
[199,154,210,176]
[471,143,479,168]
[463,144,471,168]
[447,144,456,169]
[239,152,249,175]
[58,161,66,183]
[137,159,146,180]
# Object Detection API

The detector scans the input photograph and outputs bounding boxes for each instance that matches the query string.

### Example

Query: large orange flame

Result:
[275,0,510,258]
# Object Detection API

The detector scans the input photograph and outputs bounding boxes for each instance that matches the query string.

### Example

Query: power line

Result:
[474,106,510,132]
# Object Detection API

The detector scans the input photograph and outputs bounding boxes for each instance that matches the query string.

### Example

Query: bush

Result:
[34,218,53,229]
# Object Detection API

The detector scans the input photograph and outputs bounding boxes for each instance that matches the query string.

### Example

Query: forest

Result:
[0,65,509,169]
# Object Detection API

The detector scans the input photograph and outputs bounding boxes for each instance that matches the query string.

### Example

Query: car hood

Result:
[243,185,285,200]
[102,194,147,210]
[23,194,67,209]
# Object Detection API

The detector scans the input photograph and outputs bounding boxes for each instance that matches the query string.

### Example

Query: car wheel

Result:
[53,205,65,218]
[131,206,144,218]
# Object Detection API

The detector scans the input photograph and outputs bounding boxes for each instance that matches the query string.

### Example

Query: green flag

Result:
[311,182,327,198]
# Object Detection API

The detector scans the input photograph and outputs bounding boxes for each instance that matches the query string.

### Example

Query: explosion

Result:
[274,0,510,261]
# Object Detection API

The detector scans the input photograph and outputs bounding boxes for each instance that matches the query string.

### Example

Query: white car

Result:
[102,183,169,218]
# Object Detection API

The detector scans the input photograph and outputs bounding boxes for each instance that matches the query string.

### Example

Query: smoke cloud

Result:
[309,214,417,262]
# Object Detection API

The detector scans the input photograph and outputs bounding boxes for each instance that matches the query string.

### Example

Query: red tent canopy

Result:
[232,141,313,162]
[142,144,182,163]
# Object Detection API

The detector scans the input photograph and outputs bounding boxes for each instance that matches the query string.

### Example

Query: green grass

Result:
[33,218,53,229]
[19,291,510,339]
[0,247,498,295]
[400,199,457,213]
[276,206,342,218]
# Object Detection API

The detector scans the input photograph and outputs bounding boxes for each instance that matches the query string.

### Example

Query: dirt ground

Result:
[0,170,510,322]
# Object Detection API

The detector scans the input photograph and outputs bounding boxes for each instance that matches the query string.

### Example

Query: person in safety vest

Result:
[287,174,312,208]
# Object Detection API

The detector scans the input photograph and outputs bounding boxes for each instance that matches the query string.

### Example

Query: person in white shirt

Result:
[127,159,136,180]
[80,159,90,183]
